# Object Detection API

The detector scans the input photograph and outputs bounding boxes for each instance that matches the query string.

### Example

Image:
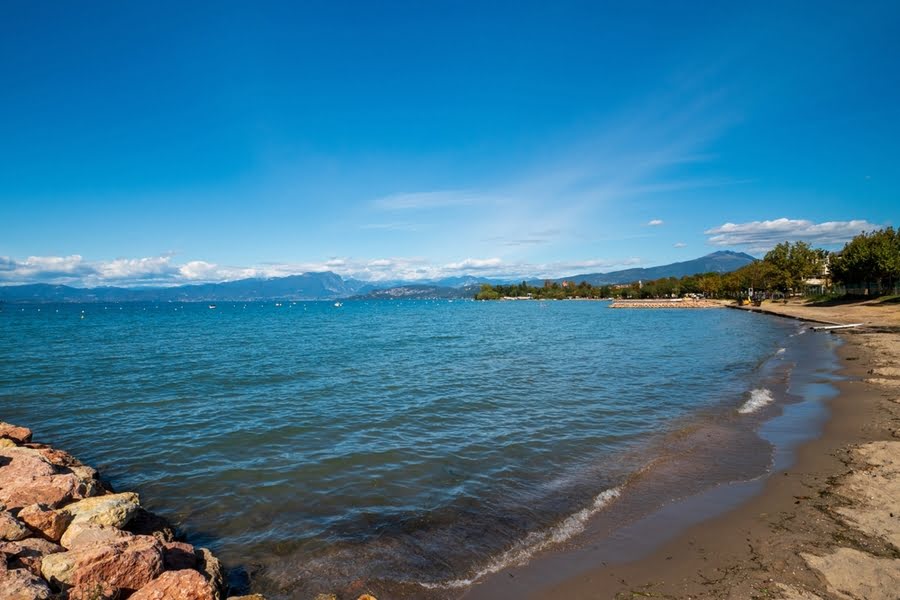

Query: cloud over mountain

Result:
[705,218,878,251]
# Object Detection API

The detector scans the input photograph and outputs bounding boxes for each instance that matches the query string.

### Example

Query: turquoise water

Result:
[0,300,799,597]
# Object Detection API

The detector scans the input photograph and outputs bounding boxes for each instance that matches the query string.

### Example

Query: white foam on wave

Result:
[738,388,774,414]
[418,486,622,589]
[776,347,786,355]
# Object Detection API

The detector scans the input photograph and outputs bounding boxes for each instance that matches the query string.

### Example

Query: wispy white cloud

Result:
[647,219,664,226]
[372,190,484,211]
[705,218,878,251]
[358,78,742,256]
[673,242,687,248]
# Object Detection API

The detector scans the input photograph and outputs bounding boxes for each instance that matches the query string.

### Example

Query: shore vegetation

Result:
[475,228,900,301]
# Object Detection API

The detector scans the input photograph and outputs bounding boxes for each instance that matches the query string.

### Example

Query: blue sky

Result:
[1,1,898,285]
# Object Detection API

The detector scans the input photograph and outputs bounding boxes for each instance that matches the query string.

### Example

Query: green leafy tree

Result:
[831,227,900,293]
[475,284,500,300]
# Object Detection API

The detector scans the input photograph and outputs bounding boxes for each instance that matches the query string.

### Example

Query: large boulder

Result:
[17,504,72,542]
[41,534,164,594]
[0,512,30,541]
[21,446,106,499]
[60,522,131,549]
[0,567,53,600]
[0,447,97,509]
[0,423,32,444]
[62,492,140,528]
[131,569,216,600]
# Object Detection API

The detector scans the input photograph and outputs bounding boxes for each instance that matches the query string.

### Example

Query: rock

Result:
[0,567,53,600]
[0,423,32,444]
[68,466,105,498]
[131,569,216,600]
[229,596,268,600]
[311,595,336,600]
[0,512,31,541]
[62,491,141,528]
[41,535,164,594]
[68,581,119,600]
[0,439,16,448]
[0,538,64,576]
[124,507,176,542]
[0,447,96,509]
[60,522,131,549]
[357,595,378,600]
[195,547,225,600]
[17,504,72,542]
[163,541,197,570]
[39,549,78,589]
[22,444,80,467]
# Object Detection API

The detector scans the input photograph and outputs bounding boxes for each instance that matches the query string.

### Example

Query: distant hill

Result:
[0,252,756,303]
[356,284,476,300]
[541,251,756,286]
[0,272,368,303]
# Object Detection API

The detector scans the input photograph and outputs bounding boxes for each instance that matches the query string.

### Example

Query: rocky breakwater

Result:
[0,421,249,600]
[609,298,724,309]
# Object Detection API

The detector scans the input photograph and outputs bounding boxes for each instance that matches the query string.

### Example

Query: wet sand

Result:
[467,297,900,599]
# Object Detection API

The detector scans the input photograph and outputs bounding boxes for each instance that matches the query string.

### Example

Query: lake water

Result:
[0,300,819,598]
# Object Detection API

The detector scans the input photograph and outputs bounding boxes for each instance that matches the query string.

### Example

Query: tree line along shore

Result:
[475,226,900,301]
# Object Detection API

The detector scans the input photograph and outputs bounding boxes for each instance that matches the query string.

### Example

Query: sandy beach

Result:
[514,297,900,599]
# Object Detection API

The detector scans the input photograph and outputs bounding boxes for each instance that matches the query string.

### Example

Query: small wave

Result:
[419,487,622,589]
[776,348,786,355]
[738,388,774,414]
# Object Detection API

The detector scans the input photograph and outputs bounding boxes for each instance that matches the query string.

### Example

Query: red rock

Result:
[0,447,95,509]
[0,537,64,560]
[0,423,32,444]
[68,581,118,600]
[60,523,131,550]
[0,537,62,578]
[41,534,164,594]
[131,569,216,600]
[0,567,52,600]
[23,444,79,467]
[163,541,197,570]
[73,535,164,592]
[17,504,72,542]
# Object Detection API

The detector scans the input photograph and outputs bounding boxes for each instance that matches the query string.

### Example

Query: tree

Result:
[763,241,822,293]
[475,284,500,300]
[831,227,900,293]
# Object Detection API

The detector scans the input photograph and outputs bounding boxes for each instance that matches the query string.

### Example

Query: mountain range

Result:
[0,251,755,303]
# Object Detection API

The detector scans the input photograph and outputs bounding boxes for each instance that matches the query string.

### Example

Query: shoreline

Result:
[472,298,900,599]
